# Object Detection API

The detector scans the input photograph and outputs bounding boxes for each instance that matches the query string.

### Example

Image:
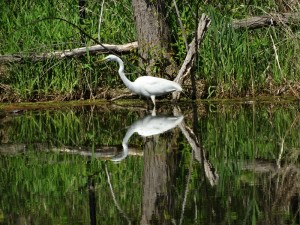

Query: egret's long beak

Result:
[99,57,106,62]
[95,57,107,64]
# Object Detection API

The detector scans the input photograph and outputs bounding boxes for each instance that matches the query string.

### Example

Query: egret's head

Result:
[101,54,119,62]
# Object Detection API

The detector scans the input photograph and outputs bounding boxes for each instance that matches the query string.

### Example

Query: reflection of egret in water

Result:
[111,114,184,162]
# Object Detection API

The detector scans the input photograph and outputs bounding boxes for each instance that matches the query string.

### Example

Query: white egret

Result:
[102,55,182,106]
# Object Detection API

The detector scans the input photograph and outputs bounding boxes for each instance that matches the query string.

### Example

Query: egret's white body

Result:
[103,54,182,106]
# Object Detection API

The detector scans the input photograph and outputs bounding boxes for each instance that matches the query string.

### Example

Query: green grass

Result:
[0,1,300,101]
[198,7,300,97]
[0,0,136,101]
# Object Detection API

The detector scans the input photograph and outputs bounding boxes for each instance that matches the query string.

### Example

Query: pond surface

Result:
[0,101,300,225]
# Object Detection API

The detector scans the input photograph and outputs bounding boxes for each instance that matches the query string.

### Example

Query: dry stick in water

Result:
[277,113,300,168]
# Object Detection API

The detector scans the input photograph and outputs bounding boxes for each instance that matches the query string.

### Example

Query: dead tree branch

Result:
[172,13,211,100]
[232,12,300,29]
[0,12,299,65]
[0,42,138,63]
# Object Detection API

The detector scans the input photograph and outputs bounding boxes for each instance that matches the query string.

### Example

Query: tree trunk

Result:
[131,0,177,77]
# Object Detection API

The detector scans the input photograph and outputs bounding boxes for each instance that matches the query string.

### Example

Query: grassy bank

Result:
[0,0,300,102]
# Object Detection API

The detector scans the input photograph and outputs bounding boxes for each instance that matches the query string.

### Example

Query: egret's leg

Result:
[151,106,156,116]
[150,95,156,116]
[150,95,156,106]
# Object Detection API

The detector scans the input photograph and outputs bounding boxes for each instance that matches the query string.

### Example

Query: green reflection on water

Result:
[0,102,299,225]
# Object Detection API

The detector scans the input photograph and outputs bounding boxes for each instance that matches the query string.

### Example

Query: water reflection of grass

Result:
[0,151,143,224]
[0,103,300,224]
[1,106,143,223]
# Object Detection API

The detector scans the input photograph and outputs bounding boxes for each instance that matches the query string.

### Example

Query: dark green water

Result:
[0,101,300,225]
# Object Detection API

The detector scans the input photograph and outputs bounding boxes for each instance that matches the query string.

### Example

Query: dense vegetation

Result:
[0,0,300,101]
[2,2,300,223]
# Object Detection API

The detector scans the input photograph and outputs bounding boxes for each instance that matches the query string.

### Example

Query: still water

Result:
[0,101,300,225]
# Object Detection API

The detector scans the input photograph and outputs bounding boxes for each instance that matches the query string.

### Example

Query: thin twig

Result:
[98,0,105,42]
[172,0,188,51]
[277,138,284,168]
[110,93,136,101]
[270,34,282,73]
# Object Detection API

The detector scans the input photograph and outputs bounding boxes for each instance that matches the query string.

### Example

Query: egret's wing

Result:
[135,76,180,96]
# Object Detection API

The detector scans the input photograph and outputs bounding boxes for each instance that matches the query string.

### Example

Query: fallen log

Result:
[0,41,138,63]
[0,12,299,64]
[232,12,300,29]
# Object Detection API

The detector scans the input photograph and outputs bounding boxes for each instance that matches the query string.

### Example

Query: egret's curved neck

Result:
[115,57,135,91]
[113,124,136,162]
[110,128,133,162]
[110,143,128,162]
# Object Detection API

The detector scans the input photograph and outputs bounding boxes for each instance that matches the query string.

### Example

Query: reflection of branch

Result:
[104,163,131,224]
[109,103,148,112]
[0,143,143,159]
[277,113,300,168]
[179,148,194,225]
[173,107,219,186]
